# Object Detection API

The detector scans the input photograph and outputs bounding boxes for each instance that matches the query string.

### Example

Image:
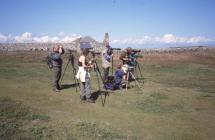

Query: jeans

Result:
[80,72,91,99]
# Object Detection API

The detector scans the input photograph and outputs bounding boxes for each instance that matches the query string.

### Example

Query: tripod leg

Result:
[60,59,70,83]
[126,72,129,91]
[119,85,124,95]
[111,55,113,76]
[134,63,138,79]
[94,61,109,107]
[95,68,101,90]
[137,62,143,78]
[72,67,78,93]
[130,72,143,89]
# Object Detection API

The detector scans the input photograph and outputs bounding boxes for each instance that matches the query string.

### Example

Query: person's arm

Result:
[80,56,92,68]
[58,46,65,55]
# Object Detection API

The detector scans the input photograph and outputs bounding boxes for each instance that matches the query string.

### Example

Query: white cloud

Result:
[187,36,212,43]
[14,32,33,43]
[60,34,81,43]
[112,34,215,46]
[0,32,82,43]
[58,32,65,37]
[0,32,214,48]
[38,36,51,43]
[162,34,177,43]
[0,33,8,43]
[51,36,59,42]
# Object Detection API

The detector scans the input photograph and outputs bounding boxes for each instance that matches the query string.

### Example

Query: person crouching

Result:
[114,64,126,89]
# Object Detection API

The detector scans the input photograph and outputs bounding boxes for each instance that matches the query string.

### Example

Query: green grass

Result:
[144,63,215,93]
[0,97,50,140]
[0,51,215,140]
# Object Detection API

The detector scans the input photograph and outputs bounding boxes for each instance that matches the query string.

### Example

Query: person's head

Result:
[107,48,113,55]
[82,48,89,56]
[105,44,111,48]
[53,45,59,52]
[126,47,132,54]
[117,63,122,69]
[53,44,63,53]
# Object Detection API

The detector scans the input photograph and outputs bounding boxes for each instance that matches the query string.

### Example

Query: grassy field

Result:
[0,50,215,140]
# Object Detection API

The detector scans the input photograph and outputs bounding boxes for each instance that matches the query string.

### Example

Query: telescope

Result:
[132,49,141,53]
[111,48,121,51]
[106,45,121,51]
[88,49,101,55]
[66,49,77,53]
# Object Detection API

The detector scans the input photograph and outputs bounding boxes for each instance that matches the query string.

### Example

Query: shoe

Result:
[53,88,60,92]
[80,96,86,102]
[86,98,95,103]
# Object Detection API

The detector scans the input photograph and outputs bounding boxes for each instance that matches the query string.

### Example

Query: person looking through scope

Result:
[119,47,137,81]
[119,47,132,70]
[119,47,133,65]
[50,44,64,92]
[76,48,95,103]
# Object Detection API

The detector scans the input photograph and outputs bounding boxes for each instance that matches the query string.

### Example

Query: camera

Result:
[111,48,121,51]
[66,49,77,53]
[88,49,101,56]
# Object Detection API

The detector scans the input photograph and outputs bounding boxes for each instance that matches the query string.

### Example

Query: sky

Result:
[0,0,215,48]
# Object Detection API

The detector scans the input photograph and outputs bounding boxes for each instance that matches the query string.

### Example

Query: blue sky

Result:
[0,0,215,47]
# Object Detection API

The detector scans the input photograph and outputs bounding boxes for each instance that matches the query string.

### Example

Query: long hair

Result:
[82,48,89,56]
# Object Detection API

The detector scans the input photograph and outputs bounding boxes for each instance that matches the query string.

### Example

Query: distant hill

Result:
[0,36,103,52]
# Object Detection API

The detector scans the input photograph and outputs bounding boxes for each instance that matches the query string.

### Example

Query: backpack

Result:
[104,76,115,90]
[45,55,53,69]
[104,82,115,90]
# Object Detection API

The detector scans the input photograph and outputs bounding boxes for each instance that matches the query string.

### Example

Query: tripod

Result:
[91,54,109,107]
[134,61,144,82]
[60,51,79,92]
[125,66,144,92]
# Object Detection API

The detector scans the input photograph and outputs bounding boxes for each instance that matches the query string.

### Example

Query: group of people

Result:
[48,43,138,103]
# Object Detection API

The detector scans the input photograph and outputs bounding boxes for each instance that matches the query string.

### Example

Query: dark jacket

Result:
[51,52,63,67]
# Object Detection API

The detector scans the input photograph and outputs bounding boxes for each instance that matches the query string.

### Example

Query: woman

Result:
[76,49,94,103]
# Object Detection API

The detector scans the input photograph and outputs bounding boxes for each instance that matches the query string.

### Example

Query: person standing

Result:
[102,45,113,83]
[51,44,64,92]
[76,49,94,103]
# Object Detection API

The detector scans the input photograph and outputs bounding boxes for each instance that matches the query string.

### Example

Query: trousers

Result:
[52,66,61,90]
[80,72,91,99]
[103,67,110,83]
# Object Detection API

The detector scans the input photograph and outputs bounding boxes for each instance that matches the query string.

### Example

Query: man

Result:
[102,45,113,83]
[51,44,64,92]
[114,64,125,89]
[119,47,132,65]
[119,47,133,80]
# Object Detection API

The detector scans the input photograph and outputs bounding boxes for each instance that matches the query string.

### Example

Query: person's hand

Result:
[123,58,128,61]
[59,47,63,54]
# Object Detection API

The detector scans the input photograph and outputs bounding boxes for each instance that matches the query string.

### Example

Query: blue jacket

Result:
[51,52,63,67]
[115,69,124,86]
